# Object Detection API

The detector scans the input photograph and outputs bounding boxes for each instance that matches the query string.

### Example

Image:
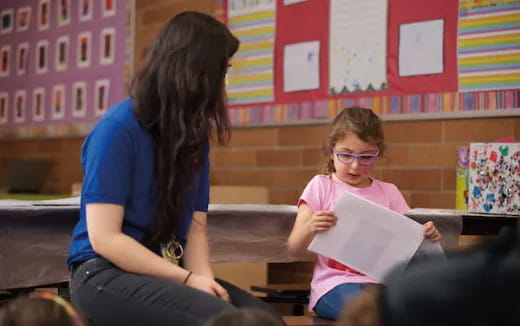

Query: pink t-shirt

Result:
[299,174,410,309]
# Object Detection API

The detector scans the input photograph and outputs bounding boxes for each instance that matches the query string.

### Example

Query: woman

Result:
[67,11,277,326]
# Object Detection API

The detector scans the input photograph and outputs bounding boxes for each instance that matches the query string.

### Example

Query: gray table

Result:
[0,200,463,290]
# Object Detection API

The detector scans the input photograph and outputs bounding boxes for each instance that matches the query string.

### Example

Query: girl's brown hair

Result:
[0,293,84,326]
[206,308,284,326]
[325,107,385,174]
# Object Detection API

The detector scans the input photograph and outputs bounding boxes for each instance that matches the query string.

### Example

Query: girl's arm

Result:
[287,203,336,258]
[87,203,189,281]
[424,221,442,242]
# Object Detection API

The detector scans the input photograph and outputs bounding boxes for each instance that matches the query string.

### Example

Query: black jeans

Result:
[70,257,278,326]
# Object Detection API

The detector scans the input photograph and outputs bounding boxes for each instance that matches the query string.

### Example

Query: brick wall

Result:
[211,118,520,209]
[134,0,216,72]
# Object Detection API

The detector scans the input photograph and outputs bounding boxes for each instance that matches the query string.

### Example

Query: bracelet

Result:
[183,271,193,284]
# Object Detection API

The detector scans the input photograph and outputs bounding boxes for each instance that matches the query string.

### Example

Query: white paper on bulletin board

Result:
[329,0,388,94]
[228,0,275,17]
[283,41,320,92]
[284,0,309,5]
[399,19,444,77]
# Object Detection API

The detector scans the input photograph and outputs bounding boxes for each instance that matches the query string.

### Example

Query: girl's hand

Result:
[185,273,230,302]
[423,221,441,242]
[307,210,337,233]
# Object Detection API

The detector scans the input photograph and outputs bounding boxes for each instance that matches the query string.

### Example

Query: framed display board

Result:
[216,0,520,126]
[0,0,134,139]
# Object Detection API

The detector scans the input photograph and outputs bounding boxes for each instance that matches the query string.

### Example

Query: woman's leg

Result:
[313,283,365,320]
[70,258,235,326]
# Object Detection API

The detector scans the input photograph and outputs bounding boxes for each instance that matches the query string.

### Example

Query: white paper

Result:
[228,0,275,17]
[399,19,444,77]
[284,0,309,5]
[308,191,425,282]
[283,41,320,92]
[329,0,387,93]
[415,238,444,257]
[406,208,466,216]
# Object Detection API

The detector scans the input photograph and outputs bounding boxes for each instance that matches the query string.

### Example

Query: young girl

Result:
[287,107,441,320]
[67,11,278,326]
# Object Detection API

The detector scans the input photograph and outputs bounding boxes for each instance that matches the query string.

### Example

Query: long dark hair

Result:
[131,12,239,247]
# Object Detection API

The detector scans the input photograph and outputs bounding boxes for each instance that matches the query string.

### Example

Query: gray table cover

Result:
[0,199,462,290]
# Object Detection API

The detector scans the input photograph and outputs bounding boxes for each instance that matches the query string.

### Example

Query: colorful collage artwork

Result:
[0,0,133,139]
[216,0,519,127]
[468,143,520,215]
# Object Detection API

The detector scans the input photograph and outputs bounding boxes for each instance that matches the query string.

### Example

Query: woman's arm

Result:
[183,211,213,278]
[182,211,229,300]
[287,203,336,258]
[87,203,190,282]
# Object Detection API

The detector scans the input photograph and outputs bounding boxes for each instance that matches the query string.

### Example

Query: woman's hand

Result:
[307,210,337,233]
[423,221,442,242]
[186,273,230,302]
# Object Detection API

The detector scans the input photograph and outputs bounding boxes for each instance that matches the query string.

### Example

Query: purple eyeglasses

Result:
[332,148,380,166]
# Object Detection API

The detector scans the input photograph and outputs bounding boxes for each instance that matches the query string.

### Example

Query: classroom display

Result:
[216,0,520,126]
[0,0,133,139]
[468,142,520,215]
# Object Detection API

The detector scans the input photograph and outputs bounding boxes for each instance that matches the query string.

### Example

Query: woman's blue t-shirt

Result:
[67,98,210,268]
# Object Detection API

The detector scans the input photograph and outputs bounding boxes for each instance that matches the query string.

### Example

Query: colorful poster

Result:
[79,0,93,22]
[38,0,50,31]
[14,90,26,123]
[103,0,116,17]
[226,0,275,105]
[329,0,388,94]
[0,92,8,124]
[77,31,91,68]
[95,79,110,116]
[0,45,10,77]
[16,6,31,32]
[16,42,29,76]
[36,39,49,74]
[458,0,520,91]
[55,36,69,72]
[57,0,70,27]
[52,85,65,120]
[1,9,14,34]
[100,28,116,65]
[32,87,45,122]
[72,81,87,118]
[468,142,520,215]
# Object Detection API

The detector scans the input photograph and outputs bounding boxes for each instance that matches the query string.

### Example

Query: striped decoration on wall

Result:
[226,3,275,105]
[227,90,520,126]
[458,0,520,91]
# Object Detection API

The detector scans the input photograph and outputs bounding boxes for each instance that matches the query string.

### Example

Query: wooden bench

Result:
[251,283,310,316]
[282,316,334,326]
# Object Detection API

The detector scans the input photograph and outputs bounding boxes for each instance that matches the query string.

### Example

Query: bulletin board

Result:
[0,0,134,139]
[217,0,520,127]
